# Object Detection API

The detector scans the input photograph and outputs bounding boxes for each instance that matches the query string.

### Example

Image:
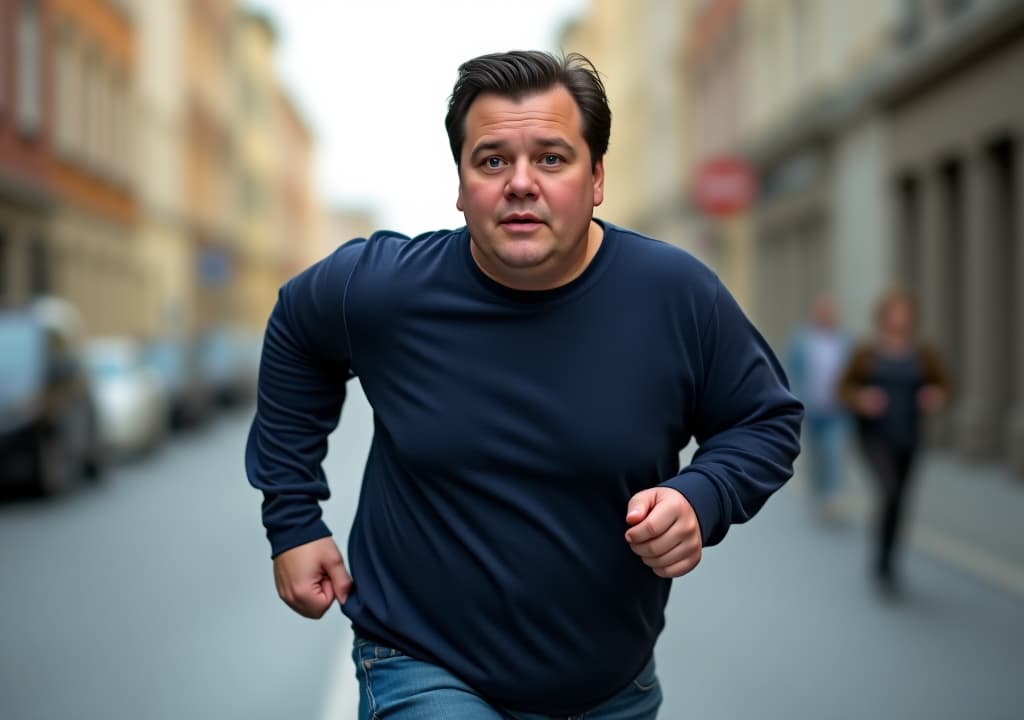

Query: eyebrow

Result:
[469,137,578,162]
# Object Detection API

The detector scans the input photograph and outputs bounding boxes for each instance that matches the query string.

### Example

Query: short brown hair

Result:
[444,50,611,171]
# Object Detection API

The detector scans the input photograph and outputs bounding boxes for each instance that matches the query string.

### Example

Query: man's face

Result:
[456,85,604,290]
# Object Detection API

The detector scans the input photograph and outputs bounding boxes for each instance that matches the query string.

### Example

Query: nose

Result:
[505,159,538,199]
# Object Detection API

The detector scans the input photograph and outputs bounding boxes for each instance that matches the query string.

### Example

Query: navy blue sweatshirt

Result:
[245,221,802,714]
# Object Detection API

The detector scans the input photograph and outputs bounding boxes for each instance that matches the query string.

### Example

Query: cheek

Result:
[461,183,502,213]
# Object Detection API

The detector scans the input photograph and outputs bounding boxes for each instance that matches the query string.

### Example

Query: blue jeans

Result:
[352,632,662,719]
[803,413,846,504]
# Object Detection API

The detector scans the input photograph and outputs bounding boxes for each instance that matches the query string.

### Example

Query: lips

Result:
[500,213,544,230]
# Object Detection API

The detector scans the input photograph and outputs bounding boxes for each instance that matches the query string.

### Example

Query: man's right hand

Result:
[272,537,352,619]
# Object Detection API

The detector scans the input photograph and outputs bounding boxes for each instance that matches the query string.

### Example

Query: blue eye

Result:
[541,154,560,166]
[485,157,503,169]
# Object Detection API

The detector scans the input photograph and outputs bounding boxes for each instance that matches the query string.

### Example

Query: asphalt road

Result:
[0,395,366,720]
[2,382,1021,719]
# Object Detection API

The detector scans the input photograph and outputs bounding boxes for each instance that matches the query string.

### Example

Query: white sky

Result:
[245,0,588,235]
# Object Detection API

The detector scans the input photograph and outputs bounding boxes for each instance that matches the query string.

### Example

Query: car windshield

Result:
[0,316,44,409]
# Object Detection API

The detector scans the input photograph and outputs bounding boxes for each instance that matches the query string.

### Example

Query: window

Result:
[16,0,42,134]
[29,235,48,297]
[990,138,1018,437]
[56,25,76,156]
[83,47,100,168]
[894,0,925,47]
[941,0,972,19]
[895,174,921,296]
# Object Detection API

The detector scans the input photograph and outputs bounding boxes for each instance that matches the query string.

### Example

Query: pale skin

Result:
[273,84,702,618]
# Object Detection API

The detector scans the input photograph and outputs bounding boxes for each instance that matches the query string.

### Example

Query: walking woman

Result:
[839,289,951,597]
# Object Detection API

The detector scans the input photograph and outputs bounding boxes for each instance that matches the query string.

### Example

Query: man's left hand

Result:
[625,487,702,578]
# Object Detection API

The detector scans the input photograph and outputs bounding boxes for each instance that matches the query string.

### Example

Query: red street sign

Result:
[693,157,756,216]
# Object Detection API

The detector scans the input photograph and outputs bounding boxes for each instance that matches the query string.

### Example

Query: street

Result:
[2,383,1022,719]
[0,392,367,720]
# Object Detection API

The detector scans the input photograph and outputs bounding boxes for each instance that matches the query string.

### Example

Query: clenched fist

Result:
[273,537,352,619]
[624,487,703,579]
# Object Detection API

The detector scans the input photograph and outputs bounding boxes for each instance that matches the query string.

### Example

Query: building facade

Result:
[881,0,1024,468]
[185,0,238,330]
[134,0,192,339]
[561,0,693,251]
[0,0,55,307]
[49,0,139,336]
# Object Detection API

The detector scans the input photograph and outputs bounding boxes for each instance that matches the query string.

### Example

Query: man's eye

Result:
[541,154,561,166]
[485,157,504,169]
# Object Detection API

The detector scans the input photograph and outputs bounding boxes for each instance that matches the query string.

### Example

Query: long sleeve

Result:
[662,281,804,547]
[244,240,365,557]
[837,344,874,411]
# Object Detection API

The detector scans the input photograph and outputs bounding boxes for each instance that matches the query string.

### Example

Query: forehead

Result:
[463,86,584,145]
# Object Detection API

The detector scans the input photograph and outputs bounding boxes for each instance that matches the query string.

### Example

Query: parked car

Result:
[0,298,104,495]
[143,336,211,429]
[197,326,261,407]
[84,337,169,458]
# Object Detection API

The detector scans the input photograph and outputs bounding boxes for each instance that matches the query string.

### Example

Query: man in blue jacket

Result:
[246,50,802,719]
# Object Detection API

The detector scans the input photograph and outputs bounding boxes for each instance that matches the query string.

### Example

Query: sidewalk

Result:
[803,444,1024,597]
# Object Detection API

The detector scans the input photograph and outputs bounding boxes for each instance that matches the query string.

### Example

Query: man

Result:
[785,293,852,522]
[246,51,802,719]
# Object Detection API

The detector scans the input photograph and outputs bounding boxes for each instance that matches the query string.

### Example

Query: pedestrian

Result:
[838,289,950,597]
[785,293,852,523]
[245,50,803,719]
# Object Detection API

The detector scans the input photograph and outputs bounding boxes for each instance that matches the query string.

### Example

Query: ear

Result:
[456,171,464,212]
[592,158,605,207]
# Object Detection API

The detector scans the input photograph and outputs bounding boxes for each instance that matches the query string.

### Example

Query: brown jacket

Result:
[838,342,951,413]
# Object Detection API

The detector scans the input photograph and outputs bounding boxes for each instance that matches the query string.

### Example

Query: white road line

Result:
[911,524,1024,598]
[811,483,1024,599]
[319,624,358,720]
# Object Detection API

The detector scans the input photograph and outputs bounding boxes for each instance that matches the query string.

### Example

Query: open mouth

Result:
[501,215,544,230]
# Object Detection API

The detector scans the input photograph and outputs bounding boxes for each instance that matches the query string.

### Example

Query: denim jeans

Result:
[803,412,847,504]
[352,632,662,719]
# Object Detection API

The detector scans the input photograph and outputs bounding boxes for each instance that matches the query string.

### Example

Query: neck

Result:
[471,220,604,291]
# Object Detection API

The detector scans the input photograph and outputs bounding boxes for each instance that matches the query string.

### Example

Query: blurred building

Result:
[0,0,55,306]
[134,0,192,340]
[879,0,1024,466]
[235,9,281,331]
[742,0,892,349]
[235,10,323,330]
[561,0,1023,475]
[321,205,377,256]
[185,0,239,330]
[50,0,140,336]
[273,87,320,284]
[687,0,755,308]
[560,0,696,254]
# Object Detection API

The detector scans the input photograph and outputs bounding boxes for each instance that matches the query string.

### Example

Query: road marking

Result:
[319,624,358,720]
[803,480,1024,599]
[911,524,1024,598]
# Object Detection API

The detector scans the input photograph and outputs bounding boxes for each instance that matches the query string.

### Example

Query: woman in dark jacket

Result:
[839,289,951,596]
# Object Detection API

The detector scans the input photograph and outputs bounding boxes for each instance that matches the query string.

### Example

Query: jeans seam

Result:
[359,647,380,720]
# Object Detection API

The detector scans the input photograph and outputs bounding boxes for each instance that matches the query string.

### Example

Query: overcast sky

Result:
[245,1,587,235]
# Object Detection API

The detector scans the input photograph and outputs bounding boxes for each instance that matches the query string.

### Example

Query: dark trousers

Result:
[859,437,916,583]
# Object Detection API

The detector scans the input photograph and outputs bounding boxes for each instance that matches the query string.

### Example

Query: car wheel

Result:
[81,411,106,482]
[36,434,74,497]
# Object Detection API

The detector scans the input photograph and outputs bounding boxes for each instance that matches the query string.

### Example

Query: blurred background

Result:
[1,0,1022,718]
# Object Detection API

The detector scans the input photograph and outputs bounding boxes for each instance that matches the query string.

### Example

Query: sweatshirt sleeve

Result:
[661,279,804,547]
[244,239,366,557]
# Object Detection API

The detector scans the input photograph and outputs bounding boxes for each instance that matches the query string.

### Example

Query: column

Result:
[954,148,1001,457]
[917,167,952,445]
[1007,133,1024,477]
